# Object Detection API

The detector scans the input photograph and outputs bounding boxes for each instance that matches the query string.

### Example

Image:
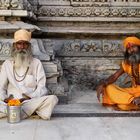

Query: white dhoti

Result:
[0,101,7,118]
[0,95,58,120]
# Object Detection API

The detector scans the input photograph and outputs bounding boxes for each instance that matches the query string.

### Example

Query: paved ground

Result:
[68,89,96,104]
[54,90,140,117]
[1,117,140,140]
[1,90,140,140]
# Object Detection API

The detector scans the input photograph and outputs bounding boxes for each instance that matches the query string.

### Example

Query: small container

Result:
[7,105,21,123]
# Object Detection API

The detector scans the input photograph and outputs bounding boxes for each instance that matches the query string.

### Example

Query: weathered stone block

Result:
[46,76,58,84]
[60,57,123,89]
[43,62,57,73]
[0,10,11,16]
[43,62,59,84]
[12,10,28,16]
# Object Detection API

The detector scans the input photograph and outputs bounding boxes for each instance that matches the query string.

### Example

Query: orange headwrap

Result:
[14,29,31,43]
[123,37,140,49]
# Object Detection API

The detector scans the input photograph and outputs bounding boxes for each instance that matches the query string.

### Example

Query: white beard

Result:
[14,51,31,69]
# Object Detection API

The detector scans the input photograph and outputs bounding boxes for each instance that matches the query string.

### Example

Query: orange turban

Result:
[14,29,31,42]
[123,37,140,49]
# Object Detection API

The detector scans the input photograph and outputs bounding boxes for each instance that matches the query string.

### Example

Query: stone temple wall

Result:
[36,0,140,90]
[0,0,140,102]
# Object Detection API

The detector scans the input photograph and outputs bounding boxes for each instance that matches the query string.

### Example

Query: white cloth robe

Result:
[0,58,58,119]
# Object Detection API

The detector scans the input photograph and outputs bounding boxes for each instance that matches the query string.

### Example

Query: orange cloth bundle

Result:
[8,99,21,106]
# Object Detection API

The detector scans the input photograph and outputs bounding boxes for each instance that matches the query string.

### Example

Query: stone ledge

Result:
[52,103,140,117]
[57,94,68,104]
[40,26,140,35]
[38,17,140,22]
[0,10,28,16]
[38,0,70,5]
[0,21,40,32]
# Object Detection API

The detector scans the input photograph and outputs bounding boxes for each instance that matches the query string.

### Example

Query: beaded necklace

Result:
[13,64,29,82]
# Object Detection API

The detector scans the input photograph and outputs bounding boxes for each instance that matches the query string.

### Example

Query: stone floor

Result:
[68,90,96,104]
[1,117,140,140]
[1,90,140,140]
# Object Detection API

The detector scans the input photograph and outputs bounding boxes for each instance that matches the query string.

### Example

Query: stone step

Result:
[57,94,68,104]
[0,21,40,32]
[52,103,140,117]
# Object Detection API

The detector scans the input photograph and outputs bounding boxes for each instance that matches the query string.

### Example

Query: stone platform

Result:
[53,90,140,117]
[53,103,140,117]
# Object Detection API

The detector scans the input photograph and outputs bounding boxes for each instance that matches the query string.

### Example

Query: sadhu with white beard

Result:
[0,29,58,119]
[96,36,140,111]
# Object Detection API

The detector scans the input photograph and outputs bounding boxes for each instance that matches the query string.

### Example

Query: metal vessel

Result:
[7,105,21,123]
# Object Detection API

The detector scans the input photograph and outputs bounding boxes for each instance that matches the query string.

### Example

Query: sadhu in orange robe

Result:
[103,61,140,111]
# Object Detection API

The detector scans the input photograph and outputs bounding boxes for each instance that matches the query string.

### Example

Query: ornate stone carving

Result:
[70,0,140,6]
[81,41,101,52]
[0,0,36,19]
[67,8,75,16]
[57,40,123,56]
[111,8,119,16]
[69,40,81,51]
[129,9,137,16]
[70,0,110,6]
[0,41,11,57]
[22,0,37,19]
[0,0,23,9]
[38,6,140,17]
[102,8,110,16]
[102,40,123,56]
[120,9,127,16]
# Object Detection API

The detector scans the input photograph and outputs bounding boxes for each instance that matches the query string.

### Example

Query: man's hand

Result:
[4,94,14,103]
[96,84,105,102]
[19,98,29,103]
[19,93,31,103]
[132,97,140,106]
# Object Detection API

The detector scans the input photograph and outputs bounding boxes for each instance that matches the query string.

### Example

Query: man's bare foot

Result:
[132,97,140,106]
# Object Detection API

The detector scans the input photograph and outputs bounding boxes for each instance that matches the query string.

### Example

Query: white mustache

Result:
[15,49,27,54]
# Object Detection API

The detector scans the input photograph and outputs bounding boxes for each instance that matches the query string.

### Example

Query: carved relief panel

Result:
[38,6,140,18]
[38,0,140,18]
[57,39,123,57]
[0,40,11,59]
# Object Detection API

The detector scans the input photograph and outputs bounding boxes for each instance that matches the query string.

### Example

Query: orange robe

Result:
[103,61,140,110]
